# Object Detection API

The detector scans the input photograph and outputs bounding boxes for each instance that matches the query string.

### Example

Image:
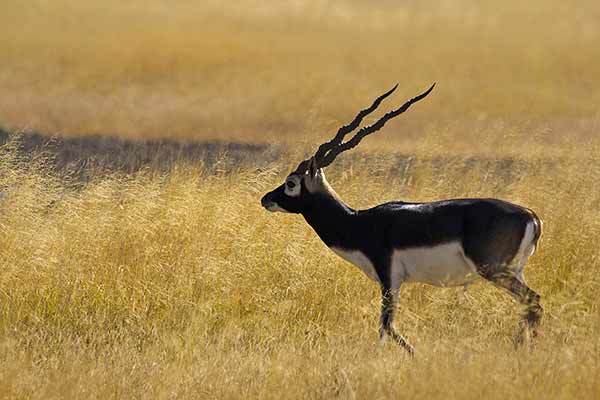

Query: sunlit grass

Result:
[1,0,599,154]
[1,0,599,398]
[1,133,599,398]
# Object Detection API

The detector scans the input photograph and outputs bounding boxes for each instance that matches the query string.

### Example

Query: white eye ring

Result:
[284,176,302,197]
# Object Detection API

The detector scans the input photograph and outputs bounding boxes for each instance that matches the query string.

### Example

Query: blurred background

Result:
[1,0,598,156]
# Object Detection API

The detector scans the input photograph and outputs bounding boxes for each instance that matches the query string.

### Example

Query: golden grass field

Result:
[1,1,600,399]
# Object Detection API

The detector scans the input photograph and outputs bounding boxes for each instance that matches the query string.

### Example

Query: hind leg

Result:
[484,270,543,345]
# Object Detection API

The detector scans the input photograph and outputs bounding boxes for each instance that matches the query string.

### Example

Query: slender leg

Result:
[485,271,543,345]
[379,285,414,355]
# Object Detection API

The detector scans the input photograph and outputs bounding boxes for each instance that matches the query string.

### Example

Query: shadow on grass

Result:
[0,128,280,178]
[0,128,560,187]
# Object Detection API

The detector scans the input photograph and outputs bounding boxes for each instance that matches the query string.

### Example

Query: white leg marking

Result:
[390,258,407,291]
[510,221,536,278]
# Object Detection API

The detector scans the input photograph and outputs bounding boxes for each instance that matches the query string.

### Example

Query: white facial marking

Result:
[264,203,289,213]
[331,247,380,283]
[391,242,480,287]
[284,175,302,197]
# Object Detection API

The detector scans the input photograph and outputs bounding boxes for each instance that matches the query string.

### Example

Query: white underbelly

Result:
[331,247,380,283]
[393,242,479,287]
[331,242,480,287]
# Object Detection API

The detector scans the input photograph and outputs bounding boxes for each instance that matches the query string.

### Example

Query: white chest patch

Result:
[331,247,380,283]
[392,242,479,287]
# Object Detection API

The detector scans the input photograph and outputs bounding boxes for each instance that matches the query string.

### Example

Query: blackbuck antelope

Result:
[261,84,543,355]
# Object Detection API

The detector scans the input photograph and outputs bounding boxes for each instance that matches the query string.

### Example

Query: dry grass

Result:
[1,1,600,399]
[1,0,599,155]
[1,134,600,399]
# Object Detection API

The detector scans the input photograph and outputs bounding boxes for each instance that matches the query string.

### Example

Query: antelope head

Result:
[260,83,435,214]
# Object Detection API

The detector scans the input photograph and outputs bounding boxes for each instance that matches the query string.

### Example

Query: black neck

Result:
[301,192,356,248]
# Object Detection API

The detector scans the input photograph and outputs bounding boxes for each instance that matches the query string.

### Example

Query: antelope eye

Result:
[286,180,296,189]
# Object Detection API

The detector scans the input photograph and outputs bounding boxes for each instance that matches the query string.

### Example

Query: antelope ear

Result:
[308,158,318,178]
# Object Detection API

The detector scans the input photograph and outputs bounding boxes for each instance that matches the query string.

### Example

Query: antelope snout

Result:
[260,193,273,209]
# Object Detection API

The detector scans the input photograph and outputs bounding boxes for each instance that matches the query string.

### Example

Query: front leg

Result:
[380,283,414,356]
